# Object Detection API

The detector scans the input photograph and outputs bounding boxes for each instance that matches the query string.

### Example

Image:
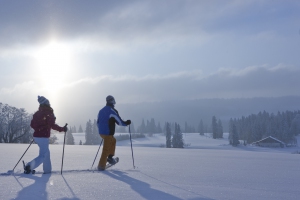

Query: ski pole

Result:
[129,125,135,169]
[61,123,68,175]
[12,139,34,171]
[91,139,103,170]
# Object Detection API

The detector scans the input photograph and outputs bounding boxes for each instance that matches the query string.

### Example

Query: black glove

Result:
[64,125,68,132]
[125,120,131,125]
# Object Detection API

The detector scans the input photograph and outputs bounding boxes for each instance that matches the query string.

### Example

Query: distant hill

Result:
[61,96,300,132]
[117,96,300,131]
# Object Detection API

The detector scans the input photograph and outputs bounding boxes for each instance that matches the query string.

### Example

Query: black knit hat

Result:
[106,95,116,104]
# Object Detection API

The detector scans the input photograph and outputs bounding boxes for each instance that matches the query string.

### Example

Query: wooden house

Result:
[252,136,285,148]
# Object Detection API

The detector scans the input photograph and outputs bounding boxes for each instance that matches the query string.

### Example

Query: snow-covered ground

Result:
[1,133,299,200]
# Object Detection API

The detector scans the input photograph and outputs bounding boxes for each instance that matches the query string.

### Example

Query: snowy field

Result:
[1,133,300,200]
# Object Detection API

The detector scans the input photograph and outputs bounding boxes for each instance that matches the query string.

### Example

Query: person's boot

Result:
[107,155,117,165]
[24,165,31,174]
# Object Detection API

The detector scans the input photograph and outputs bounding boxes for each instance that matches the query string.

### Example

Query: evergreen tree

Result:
[150,118,156,133]
[228,118,234,144]
[166,122,172,148]
[78,125,83,133]
[212,116,218,139]
[130,122,136,133]
[92,119,101,144]
[217,119,223,138]
[84,120,93,145]
[172,123,184,148]
[139,119,146,133]
[79,140,82,145]
[232,124,239,146]
[66,127,75,145]
[290,114,300,136]
[49,132,58,144]
[157,122,162,133]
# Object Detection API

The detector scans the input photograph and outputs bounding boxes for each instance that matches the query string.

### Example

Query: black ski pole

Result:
[61,123,68,175]
[91,139,103,170]
[12,139,34,171]
[129,125,135,169]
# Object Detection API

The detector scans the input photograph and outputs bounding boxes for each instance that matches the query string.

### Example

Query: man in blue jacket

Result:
[97,95,131,170]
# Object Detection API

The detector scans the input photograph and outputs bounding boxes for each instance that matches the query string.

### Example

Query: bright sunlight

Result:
[33,40,73,93]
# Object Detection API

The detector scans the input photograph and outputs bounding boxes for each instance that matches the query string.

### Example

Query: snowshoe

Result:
[106,157,119,169]
[23,161,35,174]
[107,157,118,165]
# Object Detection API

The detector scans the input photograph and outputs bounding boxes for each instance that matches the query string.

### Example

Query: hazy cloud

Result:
[1,0,299,49]
[1,65,298,113]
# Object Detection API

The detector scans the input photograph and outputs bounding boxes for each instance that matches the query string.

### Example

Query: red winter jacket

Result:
[30,105,65,138]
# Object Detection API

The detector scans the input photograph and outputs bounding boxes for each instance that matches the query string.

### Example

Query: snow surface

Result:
[1,133,300,200]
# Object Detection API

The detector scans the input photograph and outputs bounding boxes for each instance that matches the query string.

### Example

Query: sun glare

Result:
[34,40,72,93]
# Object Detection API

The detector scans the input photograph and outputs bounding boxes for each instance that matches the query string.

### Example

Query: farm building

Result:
[252,136,285,148]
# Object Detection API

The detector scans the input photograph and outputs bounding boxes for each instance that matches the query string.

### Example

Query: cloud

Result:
[55,65,300,106]
[2,0,298,51]
[1,64,299,124]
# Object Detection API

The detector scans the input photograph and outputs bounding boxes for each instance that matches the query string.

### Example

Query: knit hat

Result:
[106,95,116,105]
[38,96,50,105]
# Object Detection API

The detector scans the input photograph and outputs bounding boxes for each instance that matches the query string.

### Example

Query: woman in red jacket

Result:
[24,96,67,174]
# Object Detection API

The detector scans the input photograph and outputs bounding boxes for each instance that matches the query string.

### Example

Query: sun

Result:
[34,40,72,92]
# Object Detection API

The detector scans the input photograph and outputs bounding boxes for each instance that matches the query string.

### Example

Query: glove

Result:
[64,126,68,132]
[125,120,131,125]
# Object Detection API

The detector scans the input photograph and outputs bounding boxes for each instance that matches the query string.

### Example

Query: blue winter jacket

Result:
[97,105,127,135]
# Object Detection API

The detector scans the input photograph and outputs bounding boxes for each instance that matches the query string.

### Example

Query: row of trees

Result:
[137,118,162,134]
[228,110,300,145]
[0,103,32,143]
[84,119,102,145]
[211,116,224,139]
[2,101,299,147]
[136,118,206,134]
[165,122,184,148]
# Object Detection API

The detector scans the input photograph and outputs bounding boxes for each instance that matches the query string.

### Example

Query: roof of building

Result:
[252,136,285,145]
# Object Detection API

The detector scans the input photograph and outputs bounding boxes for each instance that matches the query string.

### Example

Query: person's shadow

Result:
[12,173,50,200]
[104,170,214,200]
[12,173,80,200]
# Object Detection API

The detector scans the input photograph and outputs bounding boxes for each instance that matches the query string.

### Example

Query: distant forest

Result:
[228,110,300,145]
[1,97,300,145]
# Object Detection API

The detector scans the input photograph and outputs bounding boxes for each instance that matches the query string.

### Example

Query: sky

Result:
[0,0,300,119]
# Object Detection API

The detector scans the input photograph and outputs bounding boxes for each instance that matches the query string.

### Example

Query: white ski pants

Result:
[28,137,51,173]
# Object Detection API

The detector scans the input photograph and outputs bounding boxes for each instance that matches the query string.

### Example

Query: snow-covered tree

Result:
[0,103,32,143]
[66,126,75,145]
[49,132,58,144]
